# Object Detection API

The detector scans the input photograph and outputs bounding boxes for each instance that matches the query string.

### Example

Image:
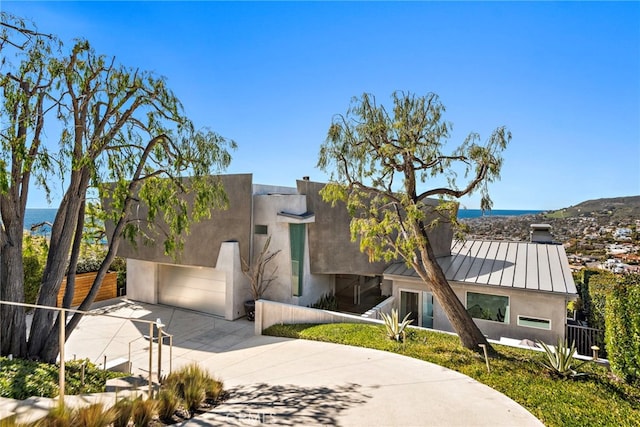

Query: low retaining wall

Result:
[255,299,383,335]
[361,296,395,319]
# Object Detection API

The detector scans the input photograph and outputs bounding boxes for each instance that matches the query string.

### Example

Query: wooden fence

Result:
[57,271,118,307]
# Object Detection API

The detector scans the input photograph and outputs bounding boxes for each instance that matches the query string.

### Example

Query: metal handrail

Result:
[0,299,172,403]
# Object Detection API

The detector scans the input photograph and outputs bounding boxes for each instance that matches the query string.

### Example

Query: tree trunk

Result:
[38,200,87,363]
[0,209,27,357]
[413,222,491,352]
[27,173,87,359]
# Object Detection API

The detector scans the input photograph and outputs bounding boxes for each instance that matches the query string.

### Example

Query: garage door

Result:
[158,264,226,316]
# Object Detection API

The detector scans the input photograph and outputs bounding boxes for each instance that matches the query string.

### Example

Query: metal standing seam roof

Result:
[384,240,577,295]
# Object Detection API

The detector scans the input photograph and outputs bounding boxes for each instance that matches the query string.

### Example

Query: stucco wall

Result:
[297,180,456,275]
[391,278,568,344]
[297,180,388,275]
[126,259,158,304]
[115,174,253,269]
[252,193,333,307]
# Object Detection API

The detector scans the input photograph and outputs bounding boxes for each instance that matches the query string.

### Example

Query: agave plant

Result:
[538,339,587,379]
[380,309,413,342]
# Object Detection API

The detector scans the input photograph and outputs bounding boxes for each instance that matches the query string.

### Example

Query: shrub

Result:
[0,357,122,399]
[72,402,115,427]
[380,309,412,342]
[131,397,158,427]
[162,363,223,416]
[157,386,181,421]
[309,293,338,311]
[112,396,135,427]
[538,339,586,379]
[584,270,616,331]
[34,404,74,426]
[605,274,640,384]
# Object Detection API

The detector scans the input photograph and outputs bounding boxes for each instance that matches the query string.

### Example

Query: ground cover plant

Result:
[264,323,640,427]
[0,357,123,399]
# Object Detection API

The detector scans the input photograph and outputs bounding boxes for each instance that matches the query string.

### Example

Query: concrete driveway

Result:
[64,299,543,427]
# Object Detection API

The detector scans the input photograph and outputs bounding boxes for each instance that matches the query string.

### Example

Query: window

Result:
[517,315,551,330]
[289,223,305,296]
[399,290,434,329]
[254,225,268,235]
[466,292,509,323]
[422,292,434,329]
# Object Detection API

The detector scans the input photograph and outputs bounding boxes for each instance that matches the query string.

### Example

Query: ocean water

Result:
[24,208,58,234]
[22,208,542,232]
[457,209,544,219]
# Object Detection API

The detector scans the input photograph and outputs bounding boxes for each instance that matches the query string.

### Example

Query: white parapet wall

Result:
[361,296,395,319]
[255,299,383,335]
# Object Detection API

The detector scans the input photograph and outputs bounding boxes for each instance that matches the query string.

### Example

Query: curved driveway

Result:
[65,300,543,427]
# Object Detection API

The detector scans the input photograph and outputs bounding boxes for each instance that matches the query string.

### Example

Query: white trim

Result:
[517,315,552,330]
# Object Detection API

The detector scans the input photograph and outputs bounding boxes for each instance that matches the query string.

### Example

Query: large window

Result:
[466,292,509,323]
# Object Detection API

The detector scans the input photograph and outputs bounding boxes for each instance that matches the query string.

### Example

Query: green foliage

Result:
[162,363,223,416]
[317,91,511,265]
[35,404,74,426]
[537,339,586,379]
[605,274,640,384]
[112,396,135,427]
[582,270,616,331]
[71,402,115,427]
[380,308,412,342]
[131,397,158,427]
[264,323,640,427]
[2,13,235,361]
[317,92,509,350]
[157,386,181,421]
[309,293,338,311]
[23,233,48,305]
[0,357,123,399]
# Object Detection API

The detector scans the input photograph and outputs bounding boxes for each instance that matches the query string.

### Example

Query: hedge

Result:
[605,273,640,384]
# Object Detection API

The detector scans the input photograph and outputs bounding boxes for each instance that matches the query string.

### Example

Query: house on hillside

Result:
[116,174,453,319]
[113,174,576,344]
[384,227,578,344]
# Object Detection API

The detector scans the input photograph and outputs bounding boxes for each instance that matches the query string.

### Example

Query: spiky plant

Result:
[71,403,114,427]
[157,386,181,421]
[380,309,413,342]
[34,404,73,426]
[131,397,158,427]
[538,339,587,379]
[112,396,135,427]
[204,376,224,402]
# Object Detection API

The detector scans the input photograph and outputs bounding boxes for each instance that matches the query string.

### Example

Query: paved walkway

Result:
[61,299,543,427]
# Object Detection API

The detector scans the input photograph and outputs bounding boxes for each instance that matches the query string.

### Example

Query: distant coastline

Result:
[457,209,544,219]
[24,208,543,233]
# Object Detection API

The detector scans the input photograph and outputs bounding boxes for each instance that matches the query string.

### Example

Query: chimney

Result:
[530,224,553,244]
[302,176,310,181]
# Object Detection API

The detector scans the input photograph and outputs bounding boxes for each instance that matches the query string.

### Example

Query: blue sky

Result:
[5,1,640,210]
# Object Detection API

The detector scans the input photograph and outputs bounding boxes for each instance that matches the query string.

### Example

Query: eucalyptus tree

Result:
[318,92,511,350]
[0,13,59,357]
[1,15,235,362]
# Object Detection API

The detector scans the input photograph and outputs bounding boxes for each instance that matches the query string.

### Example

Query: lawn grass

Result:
[264,323,640,427]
